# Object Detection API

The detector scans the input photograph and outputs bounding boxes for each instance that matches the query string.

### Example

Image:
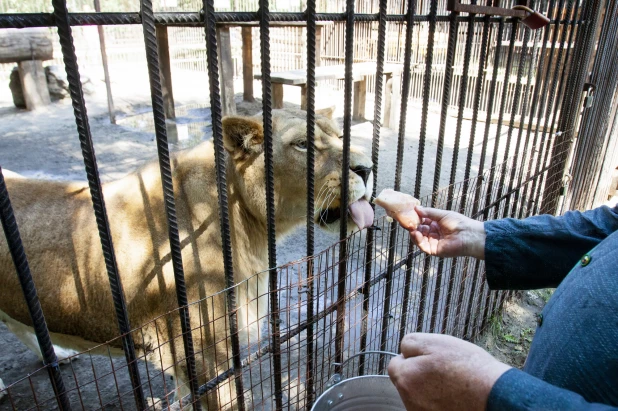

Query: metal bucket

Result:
[311,375,405,411]
[311,351,405,411]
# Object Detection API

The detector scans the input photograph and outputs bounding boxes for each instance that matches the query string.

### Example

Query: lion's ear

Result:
[316,106,335,120]
[222,116,264,155]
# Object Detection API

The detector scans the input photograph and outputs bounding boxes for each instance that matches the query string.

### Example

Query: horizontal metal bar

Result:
[0,11,579,29]
[449,2,528,18]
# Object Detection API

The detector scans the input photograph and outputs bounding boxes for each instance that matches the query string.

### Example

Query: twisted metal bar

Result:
[304,0,317,405]
[49,1,146,408]
[509,24,541,219]
[139,0,203,409]
[446,4,475,211]
[566,0,618,211]
[379,0,416,372]
[533,0,579,213]
[460,6,491,215]
[359,0,388,377]
[541,0,603,213]
[418,10,458,335]
[0,11,581,29]
[462,17,505,337]
[521,0,563,218]
[430,1,476,334]
[514,0,557,219]
[0,168,72,411]
[445,5,492,336]
[493,19,531,221]
[201,0,247,408]
[258,1,284,409]
[482,20,518,221]
[335,0,356,376]
[399,0,435,345]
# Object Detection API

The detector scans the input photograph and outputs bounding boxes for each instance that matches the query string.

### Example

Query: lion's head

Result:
[222,108,374,235]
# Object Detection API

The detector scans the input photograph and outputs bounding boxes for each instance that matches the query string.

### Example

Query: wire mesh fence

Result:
[0,0,614,410]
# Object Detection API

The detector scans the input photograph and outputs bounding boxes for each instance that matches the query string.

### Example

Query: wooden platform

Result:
[255,62,403,128]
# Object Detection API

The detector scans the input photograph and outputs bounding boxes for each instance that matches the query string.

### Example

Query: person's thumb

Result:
[415,205,451,221]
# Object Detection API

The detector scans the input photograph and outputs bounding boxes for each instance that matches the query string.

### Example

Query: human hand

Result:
[410,206,486,259]
[388,333,511,411]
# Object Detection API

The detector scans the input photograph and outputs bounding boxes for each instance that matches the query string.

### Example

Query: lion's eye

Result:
[338,135,344,139]
[294,141,308,150]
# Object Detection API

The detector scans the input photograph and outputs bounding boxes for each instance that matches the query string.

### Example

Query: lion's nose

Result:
[351,165,372,185]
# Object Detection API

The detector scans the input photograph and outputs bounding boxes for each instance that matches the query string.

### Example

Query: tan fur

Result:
[0,108,372,408]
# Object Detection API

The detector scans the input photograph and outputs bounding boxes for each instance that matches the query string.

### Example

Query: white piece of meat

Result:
[373,188,421,230]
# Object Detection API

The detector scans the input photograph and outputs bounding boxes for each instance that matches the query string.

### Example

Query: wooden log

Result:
[353,78,367,121]
[156,24,176,120]
[300,85,307,110]
[18,60,51,110]
[384,74,392,128]
[216,26,237,116]
[0,28,53,64]
[273,83,284,109]
[241,26,254,102]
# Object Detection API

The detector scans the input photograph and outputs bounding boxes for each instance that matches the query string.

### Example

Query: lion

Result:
[0,108,374,409]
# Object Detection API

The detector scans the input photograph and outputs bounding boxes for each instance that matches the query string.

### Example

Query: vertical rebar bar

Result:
[335,0,355,376]
[258,1,284,409]
[378,0,416,373]
[446,7,493,336]
[50,1,146,408]
[359,0,388,377]
[531,0,577,213]
[398,0,436,343]
[202,0,246,408]
[139,1,202,409]
[305,0,317,404]
[0,168,72,411]
[541,0,603,213]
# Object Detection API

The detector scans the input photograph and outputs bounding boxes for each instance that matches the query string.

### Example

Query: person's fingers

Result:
[400,333,458,358]
[400,333,432,358]
[415,205,451,222]
[412,231,433,254]
[387,354,407,383]
[418,223,430,236]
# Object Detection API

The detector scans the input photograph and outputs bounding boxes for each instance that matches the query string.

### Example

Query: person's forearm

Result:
[463,219,486,260]
[484,205,618,290]
[488,369,618,411]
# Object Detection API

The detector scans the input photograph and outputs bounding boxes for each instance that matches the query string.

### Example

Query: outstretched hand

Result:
[410,206,486,260]
[388,333,511,411]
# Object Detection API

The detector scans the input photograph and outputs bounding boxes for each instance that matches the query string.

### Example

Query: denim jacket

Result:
[484,205,618,410]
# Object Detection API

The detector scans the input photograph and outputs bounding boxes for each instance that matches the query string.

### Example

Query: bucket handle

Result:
[327,351,399,387]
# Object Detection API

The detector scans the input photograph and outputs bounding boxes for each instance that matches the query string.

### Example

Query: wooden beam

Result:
[156,24,176,120]
[94,0,116,124]
[273,83,284,109]
[241,26,254,102]
[18,60,51,110]
[353,78,366,121]
[300,85,307,110]
[0,28,53,64]
[217,26,237,116]
[315,25,322,67]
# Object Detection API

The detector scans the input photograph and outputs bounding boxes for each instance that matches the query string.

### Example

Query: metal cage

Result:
[1,0,616,409]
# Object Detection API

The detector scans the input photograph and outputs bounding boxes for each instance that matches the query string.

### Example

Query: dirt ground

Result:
[0,66,541,409]
[475,289,551,369]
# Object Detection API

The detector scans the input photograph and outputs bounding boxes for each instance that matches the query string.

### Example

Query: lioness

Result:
[0,108,374,408]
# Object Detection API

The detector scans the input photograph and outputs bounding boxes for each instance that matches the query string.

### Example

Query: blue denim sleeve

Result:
[484,205,618,290]
[488,369,618,411]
